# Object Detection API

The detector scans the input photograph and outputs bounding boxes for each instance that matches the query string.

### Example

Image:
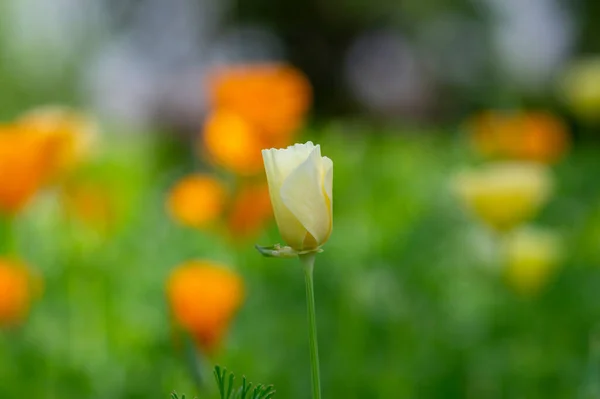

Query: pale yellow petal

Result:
[280,145,330,248]
[262,145,310,248]
[322,155,333,235]
[261,142,317,186]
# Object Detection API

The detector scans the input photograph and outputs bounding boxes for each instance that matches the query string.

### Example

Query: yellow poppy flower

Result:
[453,162,552,232]
[503,227,561,296]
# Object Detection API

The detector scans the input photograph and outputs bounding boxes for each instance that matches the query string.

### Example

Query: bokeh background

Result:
[2,0,600,398]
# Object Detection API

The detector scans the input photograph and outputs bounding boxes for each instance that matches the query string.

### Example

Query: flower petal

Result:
[262,144,314,248]
[262,142,317,186]
[280,145,331,248]
[322,156,333,215]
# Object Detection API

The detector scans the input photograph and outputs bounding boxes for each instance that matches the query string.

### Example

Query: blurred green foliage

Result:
[0,124,599,398]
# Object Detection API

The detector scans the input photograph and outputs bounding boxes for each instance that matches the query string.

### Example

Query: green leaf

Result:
[171,391,196,399]
[254,244,297,258]
[212,366,275,399]
[226,372,235,399]
[255,244,324,258]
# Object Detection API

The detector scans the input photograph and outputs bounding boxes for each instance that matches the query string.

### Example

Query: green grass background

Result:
[1,124,600,398]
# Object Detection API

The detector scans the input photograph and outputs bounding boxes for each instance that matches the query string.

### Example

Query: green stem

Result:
[183,333,209,394]
[300,252,322,399]
[0,214,17,255]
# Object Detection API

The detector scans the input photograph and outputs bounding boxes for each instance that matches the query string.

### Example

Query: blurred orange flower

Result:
[167,260,244,353]
[17,106,97,181]
[203,110,266,175]
[227,183,273,238]
[0,126,54,214]
[167,174,227,228]
[209,64,311,139]
[0,259,35,326]
[202,63,312,175]
[468,111,570,163]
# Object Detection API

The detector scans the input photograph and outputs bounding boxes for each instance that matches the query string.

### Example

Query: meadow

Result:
[1,106,600,398]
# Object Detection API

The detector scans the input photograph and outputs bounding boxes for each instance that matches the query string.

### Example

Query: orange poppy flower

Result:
[0,126,53,214]
[167,174,227,228]
[208,64,311,140]
[468,111,570,163]
[17,106,97,180]
[227,183,273,238]
[167,260,244,353]
[0,259,35,326]
[203,110,266,175]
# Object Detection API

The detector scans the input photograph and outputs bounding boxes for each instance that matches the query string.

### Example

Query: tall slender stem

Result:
[0,215,16,255]
[300,252,322,399]
[183,333,209,394]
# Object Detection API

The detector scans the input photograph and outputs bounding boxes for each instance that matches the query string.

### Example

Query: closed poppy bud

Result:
[0,259,35,326]
[167,261,244,353]
[503,227,561,296]
[453,162,552,232]
[167,174,227,228]
[262,142,333,251]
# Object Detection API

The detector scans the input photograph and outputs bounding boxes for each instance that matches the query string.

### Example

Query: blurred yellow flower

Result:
[560,57,600,123]
[468,111,570,163]
[167,174,227,228]
[17,106,97,180]
[453,162,553,232]
[203,109,266,175]
[227,183,273,239]
[503,227,561,296]
[262,142,333,251]
[167,260,244,353]
[0,126,53,214]
[208,63,311,140]
[0,259,35,326]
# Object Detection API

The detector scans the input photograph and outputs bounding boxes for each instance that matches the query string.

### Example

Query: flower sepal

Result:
[255,243,323,258]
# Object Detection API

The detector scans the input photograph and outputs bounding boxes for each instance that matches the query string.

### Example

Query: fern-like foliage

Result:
[213,365,276,399]
[171,391,197,399]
